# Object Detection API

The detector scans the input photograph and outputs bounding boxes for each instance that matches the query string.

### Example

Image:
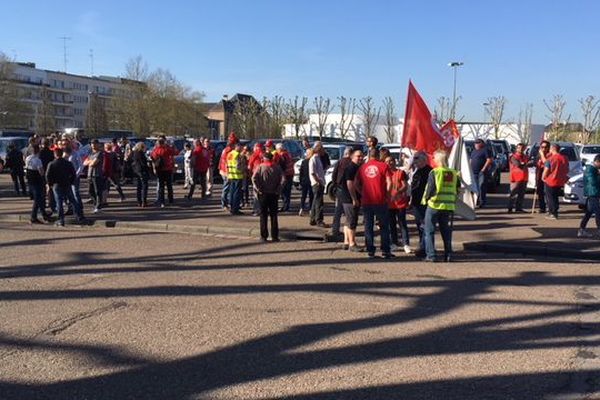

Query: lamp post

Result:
[448,61,464,120]
[482,102,490,122]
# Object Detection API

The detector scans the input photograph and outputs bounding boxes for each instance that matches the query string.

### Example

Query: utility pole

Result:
[59,36,72,72]
[448,61,464,120]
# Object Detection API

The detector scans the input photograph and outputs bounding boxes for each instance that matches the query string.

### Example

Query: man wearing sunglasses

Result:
[534,140,551,214]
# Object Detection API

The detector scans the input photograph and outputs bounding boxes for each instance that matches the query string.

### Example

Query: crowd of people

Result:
[2,130,599,260]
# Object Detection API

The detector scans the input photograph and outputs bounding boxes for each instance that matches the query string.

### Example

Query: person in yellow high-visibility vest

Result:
[227,142,246,215]
[421,150,460,263]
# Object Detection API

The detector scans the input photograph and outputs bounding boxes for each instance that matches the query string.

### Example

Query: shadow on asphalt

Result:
[0,228,599,399]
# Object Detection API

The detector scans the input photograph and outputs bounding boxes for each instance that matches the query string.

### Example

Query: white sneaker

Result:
[298,209,304,216]
[578,229,594,238]
[93,208,99,214]
[403,245,412,254]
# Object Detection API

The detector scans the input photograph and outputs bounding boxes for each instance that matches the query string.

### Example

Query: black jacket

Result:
[410,165,433,207]
[5,149,24,171]
[131,150,150,176]
[46,158,76,187]
[39,148,54,172]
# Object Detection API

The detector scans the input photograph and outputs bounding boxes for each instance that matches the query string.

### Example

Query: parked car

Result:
[464,140,502,192]
[563,172,585,207]
[0,137,30,171]
[526,142,583,190]
[579,144,600,166]
[248,138,304,162]
[488,140,509,172]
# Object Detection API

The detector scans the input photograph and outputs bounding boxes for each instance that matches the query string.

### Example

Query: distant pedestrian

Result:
[386,156,411,254]
[534,140,551,214]
[248,142,265,216]
[46,148,84,226]
[131,141,150,207]
[103,142,126,202]
[339,149,363,252]
[470,139,493,208]
[64,146,84,215]
[252,152,283,242]
[186,139,209,201]
[578,154,600,238]
[507,143,530,213]
[83,139,105,214]
[356,148,393,259]
[227,142,245,215]
[330,147,352,239]
[275,143,294,212]
[151,138,178,208]
[309,141,326,227]
[4,142,26,196]
[542,143,569,220]
[410,151,432,259]
[219,133,238,210]
[298,148,314,217]
[422,150,459,263]
[203,138,215,196]
[183,142,193,189]
[25,144,49,224]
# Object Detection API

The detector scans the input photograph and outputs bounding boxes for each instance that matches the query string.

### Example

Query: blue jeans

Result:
[331,196,345,236]
[280,178,293,211]
[71,177,83,211]
[424,207,453,260]
[473,172,488,206]
[229,179,242,213]
[390,208,410,246]
[300,183,313,211]
[580,197,600,229]
[221,175,230,208]
[53,184,83,224]
[29,181,45,221]
[363,204,391,255]
[136,172,149,205]
[413,204,427,253]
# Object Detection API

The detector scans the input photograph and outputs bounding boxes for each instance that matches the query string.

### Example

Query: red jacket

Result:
[219,146,233,175]
[193,146,209,173]
[276,150,294,177]
[248,150,264,174]
[151,145,177,172]
[388,169,409,209]
[509,152,529,183]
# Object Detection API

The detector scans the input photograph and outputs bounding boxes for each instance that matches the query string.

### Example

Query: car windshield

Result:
[560,147,578,161]
[582,146,600,154]
[324,147,342,161]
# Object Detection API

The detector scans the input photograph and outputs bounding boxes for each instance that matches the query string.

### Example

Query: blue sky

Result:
[2,0,599,123]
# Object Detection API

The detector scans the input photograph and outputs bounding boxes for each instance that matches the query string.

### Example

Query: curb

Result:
[462,241,600,261]
[0,214,327,241]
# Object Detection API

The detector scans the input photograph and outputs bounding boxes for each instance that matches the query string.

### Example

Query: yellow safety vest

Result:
[227,150,243,180]
[422,167,458,211]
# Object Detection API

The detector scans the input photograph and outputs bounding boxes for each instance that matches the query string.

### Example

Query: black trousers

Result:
[545,184,561,217]
[10,170,26,194]
[259,193,279,240]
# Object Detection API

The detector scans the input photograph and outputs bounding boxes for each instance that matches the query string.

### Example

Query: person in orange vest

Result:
[219,132,238,210]
[507,143,532,213]
[542,143,569,220]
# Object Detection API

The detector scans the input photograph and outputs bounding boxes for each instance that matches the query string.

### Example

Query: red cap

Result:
[255,143,264,150]
[265,139,274,147]
[228,132,238,145]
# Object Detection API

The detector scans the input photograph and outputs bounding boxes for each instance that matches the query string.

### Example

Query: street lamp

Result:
[448,61,464,120]
[482,102,490,123]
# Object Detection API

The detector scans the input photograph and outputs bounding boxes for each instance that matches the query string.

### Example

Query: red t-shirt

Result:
[193,146,209,173]
[388,169,409,209]
[357,160,389,206]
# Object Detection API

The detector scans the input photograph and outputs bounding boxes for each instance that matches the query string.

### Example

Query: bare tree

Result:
[86,91,108,137]
[337,96,356,140]
[579,95,600,144]
[0,51,32,129]
[314,96,334,140]
[512,103,533,145]
[267,95,287,137]
[484,96,507,140]
[435,96,452,124]
[382,97,397,143]
[35,87,55,136]
[544,95,568,141]
[358,96,381,140]
[287,96,308,139]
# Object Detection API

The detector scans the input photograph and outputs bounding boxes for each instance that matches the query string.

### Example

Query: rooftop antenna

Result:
[89,49,94,76]
[58,36,71,72]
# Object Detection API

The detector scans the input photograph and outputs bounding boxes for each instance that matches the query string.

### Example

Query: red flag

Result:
[402,81,455,154]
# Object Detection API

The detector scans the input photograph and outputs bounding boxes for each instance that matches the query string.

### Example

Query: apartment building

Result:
[10,62,134,131]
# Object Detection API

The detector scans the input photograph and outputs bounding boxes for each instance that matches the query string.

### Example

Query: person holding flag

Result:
[422,150,460,263]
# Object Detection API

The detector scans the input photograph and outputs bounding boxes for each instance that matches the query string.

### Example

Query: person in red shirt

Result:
[248,143,265,215]
[542,143,570,219]
[508,143,531,213]
[186,139,210,201]
[151,137,178,207]
[275,143,294,212]
[356,148,393,259]
[385,156,411,254]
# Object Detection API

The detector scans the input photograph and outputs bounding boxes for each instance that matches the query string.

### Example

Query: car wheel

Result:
[327,184,336,202]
